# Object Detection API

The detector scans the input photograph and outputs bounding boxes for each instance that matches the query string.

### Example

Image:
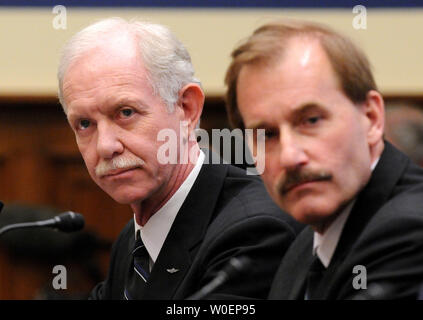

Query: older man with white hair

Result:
[58,17,302,300]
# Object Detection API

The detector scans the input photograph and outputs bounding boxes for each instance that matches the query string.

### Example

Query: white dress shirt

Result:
[134,150,205,269]
[313,200,355,268]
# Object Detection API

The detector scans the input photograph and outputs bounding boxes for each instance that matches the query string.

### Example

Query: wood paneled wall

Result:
[0,98,133,299]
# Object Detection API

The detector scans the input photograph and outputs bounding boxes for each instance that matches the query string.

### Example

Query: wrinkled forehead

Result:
[62,38,150,94]
[62,53,155,122]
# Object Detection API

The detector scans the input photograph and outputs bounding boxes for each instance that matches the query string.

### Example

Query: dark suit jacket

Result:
[269,142,423,300]
[90,151,303,299]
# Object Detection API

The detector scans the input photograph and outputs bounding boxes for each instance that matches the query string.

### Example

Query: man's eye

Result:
[120,108,134,118]
[307,116,320,124]
[300,115,322,127]
[78,119,91,130]
[264,129,278,140]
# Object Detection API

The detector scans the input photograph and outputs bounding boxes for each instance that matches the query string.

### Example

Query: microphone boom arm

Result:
[0,220,56,236]
[0,211,84,236]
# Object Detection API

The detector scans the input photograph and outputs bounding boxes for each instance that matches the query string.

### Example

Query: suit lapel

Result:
[269,226,314,299]
[288,228,315,299]
[143,153,229,299]
[331,142,408,263]
[317,142,409,299]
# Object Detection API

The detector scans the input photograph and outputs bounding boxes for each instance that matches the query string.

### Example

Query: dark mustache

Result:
[279,170,332,194]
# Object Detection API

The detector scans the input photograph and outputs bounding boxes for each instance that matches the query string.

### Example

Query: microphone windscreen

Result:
[0,203,78,259]
[0,203,108,261]
[55,212,85,232]
[222,256,252,279]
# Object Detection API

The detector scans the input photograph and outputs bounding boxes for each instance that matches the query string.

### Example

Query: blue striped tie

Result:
[124,230,150,300]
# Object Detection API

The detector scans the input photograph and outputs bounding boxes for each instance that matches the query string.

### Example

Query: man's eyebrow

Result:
[291,102,325,115]
[285,102,326,121]
[245,103,327,129]
[245,120,269,130]
[66,111,80,122]
[115,98,142,107]
[114,98,150,112]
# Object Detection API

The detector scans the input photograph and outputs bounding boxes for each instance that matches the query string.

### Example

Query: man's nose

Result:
[278,129,308,170]
[96,122,124,159]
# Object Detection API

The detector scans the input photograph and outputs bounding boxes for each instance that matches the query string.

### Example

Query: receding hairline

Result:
[231,20,376,95]
[60,32,147,111]
[233,35,347,108]
[61,25,141,79]
[58,17,199,114]
[59,21,162,112]
[225,20,377,129]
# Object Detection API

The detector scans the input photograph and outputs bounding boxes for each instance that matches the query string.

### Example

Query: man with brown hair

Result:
[225,20,423,299]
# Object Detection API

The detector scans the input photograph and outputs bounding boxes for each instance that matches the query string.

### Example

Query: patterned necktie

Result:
[305,256,326,300]
[124,230,151,300]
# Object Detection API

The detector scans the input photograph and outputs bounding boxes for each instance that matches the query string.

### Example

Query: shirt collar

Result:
[134,149,205,263]
[313,200,355,268]
[312,156,380,268]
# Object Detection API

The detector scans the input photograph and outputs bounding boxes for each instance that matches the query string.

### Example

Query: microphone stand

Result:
[187,256,251,300]
[0,218,57,236]
[0,211,84,236]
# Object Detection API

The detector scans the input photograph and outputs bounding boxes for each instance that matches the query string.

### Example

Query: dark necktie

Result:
[305,255,326,300]
[124,231,151,300]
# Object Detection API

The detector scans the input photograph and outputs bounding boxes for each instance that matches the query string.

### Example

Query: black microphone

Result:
[351,283,393,300]
[351,281,423,300]
[187,256,252,300]
[0,211,85,236]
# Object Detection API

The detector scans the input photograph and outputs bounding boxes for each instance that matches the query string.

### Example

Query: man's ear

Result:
[177,83,205,132]
[363,90,385,146]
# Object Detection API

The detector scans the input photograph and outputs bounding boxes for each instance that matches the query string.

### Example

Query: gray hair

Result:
[57,17,200,112]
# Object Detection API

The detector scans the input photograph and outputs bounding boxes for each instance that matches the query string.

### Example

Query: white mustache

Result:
[95,155,145,177]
